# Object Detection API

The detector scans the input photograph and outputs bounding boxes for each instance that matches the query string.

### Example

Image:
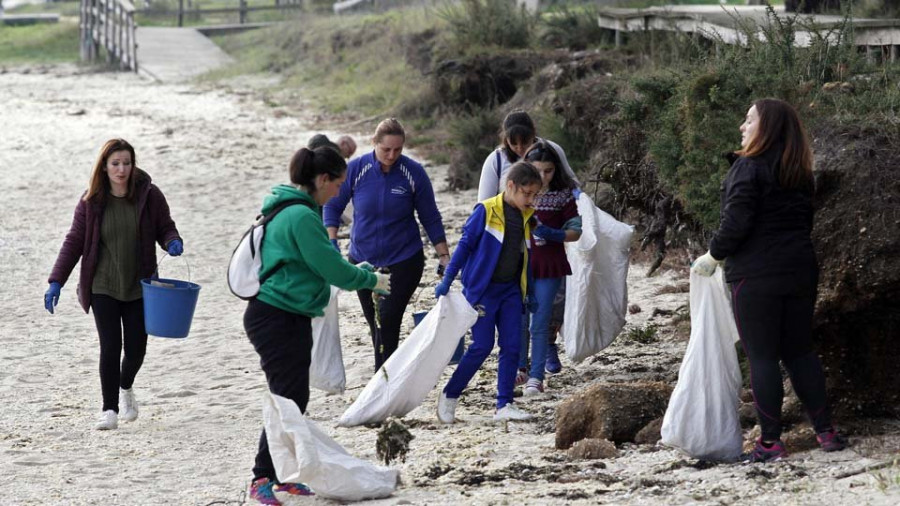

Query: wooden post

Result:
[178,0,183,27]
[892,45,899,63]
[239,0,247,24]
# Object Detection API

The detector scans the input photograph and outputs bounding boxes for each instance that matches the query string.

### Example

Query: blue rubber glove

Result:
[167,239,183,257]
[534,225,566,243]
[573,188,583,199]
[44,282,61,314]
[330,238,340,252]
[434,278,451,299]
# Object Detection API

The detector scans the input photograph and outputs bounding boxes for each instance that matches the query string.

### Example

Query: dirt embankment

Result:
[810,125,900,417]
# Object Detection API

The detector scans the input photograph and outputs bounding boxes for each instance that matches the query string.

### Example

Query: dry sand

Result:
[1,64,898,505]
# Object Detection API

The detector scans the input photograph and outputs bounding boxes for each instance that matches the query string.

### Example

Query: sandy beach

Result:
[1,64,898,505]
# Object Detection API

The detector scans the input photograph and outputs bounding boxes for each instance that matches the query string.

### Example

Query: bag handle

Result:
[152,253,192,282]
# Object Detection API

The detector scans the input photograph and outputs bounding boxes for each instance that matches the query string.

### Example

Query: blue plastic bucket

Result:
[141,256,200,338]
[413,311,465,365]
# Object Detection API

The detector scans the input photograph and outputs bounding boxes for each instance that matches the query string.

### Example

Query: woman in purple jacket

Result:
[324,118,450,371]
[44,139,183,431]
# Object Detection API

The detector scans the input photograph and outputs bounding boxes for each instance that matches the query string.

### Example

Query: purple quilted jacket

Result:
[48,169,181,313]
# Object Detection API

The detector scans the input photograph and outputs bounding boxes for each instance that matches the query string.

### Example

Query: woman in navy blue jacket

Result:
[324,118,450,371]
[692,98,846,462]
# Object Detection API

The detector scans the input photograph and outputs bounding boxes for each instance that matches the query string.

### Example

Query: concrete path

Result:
[136,27,234,83]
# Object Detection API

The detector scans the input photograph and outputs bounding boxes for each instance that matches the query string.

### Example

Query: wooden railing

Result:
[80,0,138,72]
[144,0,302,27]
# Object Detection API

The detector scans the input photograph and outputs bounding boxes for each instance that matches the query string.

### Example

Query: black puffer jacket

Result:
[709,145,817,282]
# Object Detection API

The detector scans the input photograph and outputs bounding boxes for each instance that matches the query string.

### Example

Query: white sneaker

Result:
[523,378,544,397]
[493,403,532,422]
[120,388,138,422]
[436,392,458,424]
[95,410,118,430]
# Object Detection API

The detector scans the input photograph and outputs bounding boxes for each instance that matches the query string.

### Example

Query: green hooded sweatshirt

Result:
[256,184,376,317]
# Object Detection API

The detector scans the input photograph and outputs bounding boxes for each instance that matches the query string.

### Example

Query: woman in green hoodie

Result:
[245,146,391,505]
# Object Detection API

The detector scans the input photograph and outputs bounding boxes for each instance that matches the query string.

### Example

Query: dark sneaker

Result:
[816,429,848,452]
[249,478,281,505]
[745,438,787,463]
[545,344,562,374]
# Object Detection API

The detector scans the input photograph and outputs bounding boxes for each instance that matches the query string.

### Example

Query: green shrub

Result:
[437,0,536,53]
[539,5,612,50]
[447,108,501,190]
[618,7,872,230]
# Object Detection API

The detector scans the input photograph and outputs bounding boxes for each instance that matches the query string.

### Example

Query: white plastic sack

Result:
[263,393,399,501]
[338,292,478,427]
[562,192,634,363]
[660,269,743,461]
[309,287,345,394]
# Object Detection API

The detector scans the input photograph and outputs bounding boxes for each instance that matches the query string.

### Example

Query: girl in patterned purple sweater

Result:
[518,141,582,395]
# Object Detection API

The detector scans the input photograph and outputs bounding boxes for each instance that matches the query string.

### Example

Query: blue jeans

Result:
[443,282,522,409]
[525,277,563,381]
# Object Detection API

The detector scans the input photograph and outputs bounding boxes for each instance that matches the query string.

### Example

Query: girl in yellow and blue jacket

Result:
[433,162,543,423]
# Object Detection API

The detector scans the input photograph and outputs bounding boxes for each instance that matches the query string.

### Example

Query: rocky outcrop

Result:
[555,381,672,448]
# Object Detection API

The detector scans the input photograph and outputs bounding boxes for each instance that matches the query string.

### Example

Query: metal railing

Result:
[80,0,138,72]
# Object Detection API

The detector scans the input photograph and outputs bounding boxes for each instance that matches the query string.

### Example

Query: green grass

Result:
[0,22,79,64]
[208,9,439,116]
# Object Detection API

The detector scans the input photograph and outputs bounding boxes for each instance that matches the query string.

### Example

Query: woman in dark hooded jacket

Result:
[692,98,846,462]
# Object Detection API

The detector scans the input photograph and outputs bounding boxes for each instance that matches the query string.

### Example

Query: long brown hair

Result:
[736,98,813,189]
[84,139,138,203]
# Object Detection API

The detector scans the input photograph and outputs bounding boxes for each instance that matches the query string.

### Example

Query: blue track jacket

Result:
[323,151,447,267]
[443,193,535,305]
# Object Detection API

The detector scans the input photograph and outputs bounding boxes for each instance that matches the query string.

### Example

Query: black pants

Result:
[731,269,832,441]
[91,294,147,413]
[350,249,425,371]
[244,298,312,482]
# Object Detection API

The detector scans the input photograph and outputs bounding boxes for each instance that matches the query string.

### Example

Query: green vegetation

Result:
[623,323,660,344]
[0,22,79,64]
[437,0,535,52]
[209,10,438,115]
[612,7,900,229]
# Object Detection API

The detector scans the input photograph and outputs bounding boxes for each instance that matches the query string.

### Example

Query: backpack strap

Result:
[495,150,502,180]
[257,198,315,285]
[259,198,312,225]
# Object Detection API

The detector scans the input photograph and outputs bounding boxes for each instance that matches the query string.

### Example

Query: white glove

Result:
[374,272,391,295]
[691,251,722,277]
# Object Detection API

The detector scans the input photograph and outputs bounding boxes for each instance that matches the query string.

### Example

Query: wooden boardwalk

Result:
[599,5,900,60]
[135,27,234,82]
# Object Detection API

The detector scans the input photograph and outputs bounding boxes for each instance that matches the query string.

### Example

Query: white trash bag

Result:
[338,292,478,427]
[563,192,633,363]
[309,287,345,394]
[660,269,743,461]
[263,393,399,501]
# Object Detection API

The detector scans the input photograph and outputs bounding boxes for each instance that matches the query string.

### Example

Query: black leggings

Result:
[731,270,832,441]
[350,249,425,371]
[244,298,312,482]
[91,294,148,413]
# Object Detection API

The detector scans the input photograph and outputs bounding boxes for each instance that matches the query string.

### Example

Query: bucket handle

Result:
[152,253,192,282]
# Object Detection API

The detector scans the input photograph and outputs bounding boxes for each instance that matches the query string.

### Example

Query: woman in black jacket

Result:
[692,98,846,462]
